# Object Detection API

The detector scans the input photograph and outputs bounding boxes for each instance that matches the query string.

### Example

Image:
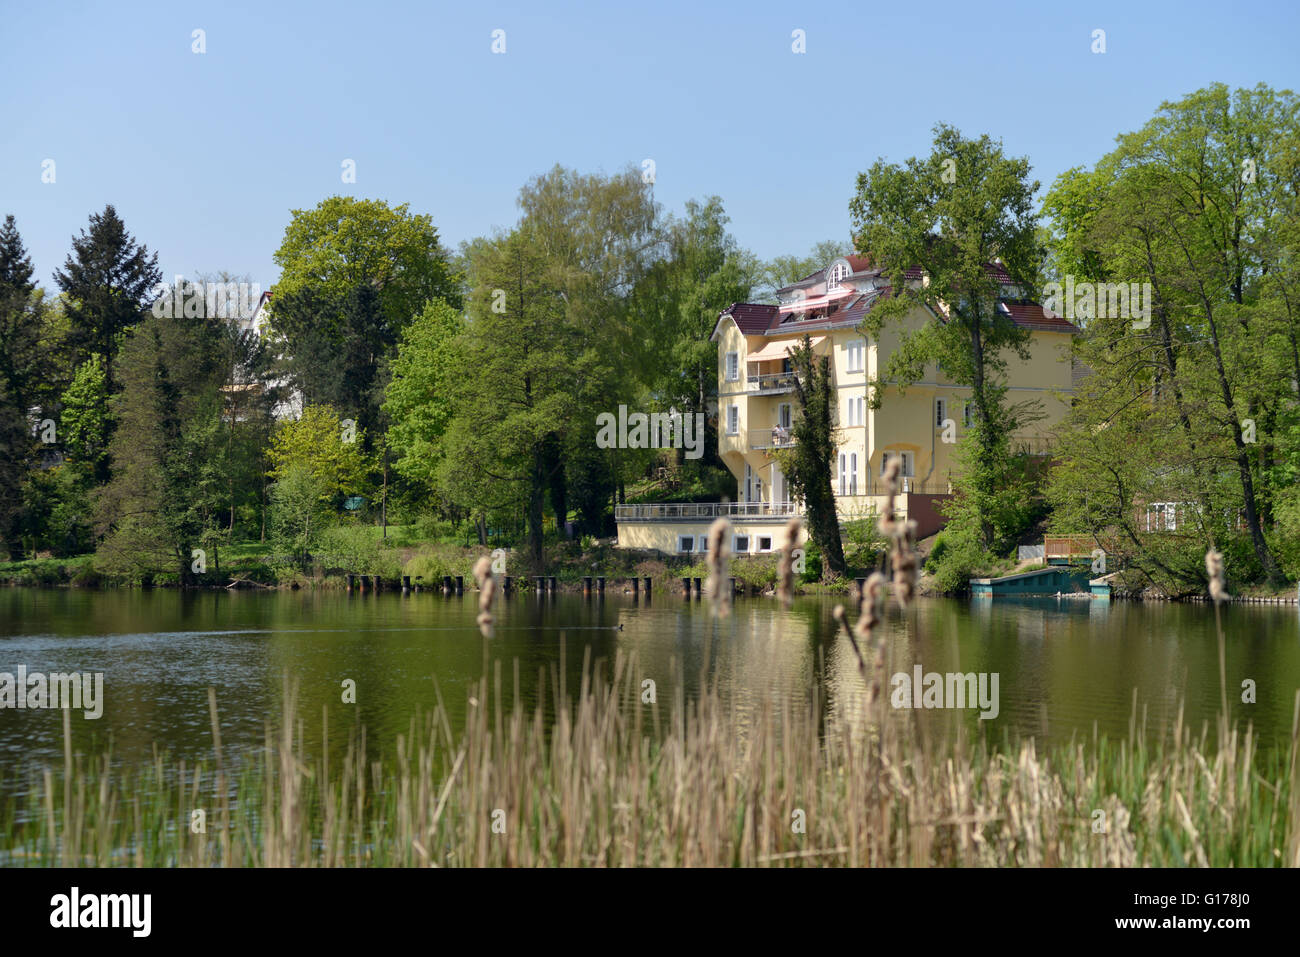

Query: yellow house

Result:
[615,255,1078,555]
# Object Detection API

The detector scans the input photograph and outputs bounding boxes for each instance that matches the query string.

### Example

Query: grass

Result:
[2,642,1296,867]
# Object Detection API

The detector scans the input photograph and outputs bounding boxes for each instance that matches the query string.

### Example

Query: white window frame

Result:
[850,452,858,495]
[726,405,738,435]
[698,534,709,552]
[845,395,863,427]
[846,339,864,373]
[827,261,849,291]
[838,452,847,495]
[881,451,915,478]
[732,534,750,554]
[725,351,739,381]
[777,402,792,430]
[677,535,695,553]
[757,535,773,553]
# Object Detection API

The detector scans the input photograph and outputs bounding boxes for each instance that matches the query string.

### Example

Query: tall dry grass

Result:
[2,642,1296,867]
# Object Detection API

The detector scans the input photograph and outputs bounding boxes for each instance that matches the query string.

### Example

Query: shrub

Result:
[926,524,991,593]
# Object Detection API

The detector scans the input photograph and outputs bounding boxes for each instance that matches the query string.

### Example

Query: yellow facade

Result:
[617,265,1076,554]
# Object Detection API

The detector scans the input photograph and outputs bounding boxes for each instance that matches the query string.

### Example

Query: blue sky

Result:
[3,0,1298,292]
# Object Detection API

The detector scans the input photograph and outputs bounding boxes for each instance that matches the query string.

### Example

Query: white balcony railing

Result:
[615,502,800,523]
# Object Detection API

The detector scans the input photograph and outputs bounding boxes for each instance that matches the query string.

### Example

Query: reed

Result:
[1,650,1295,867]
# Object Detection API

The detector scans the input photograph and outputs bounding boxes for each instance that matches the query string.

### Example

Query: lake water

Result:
[2,588,1299,791]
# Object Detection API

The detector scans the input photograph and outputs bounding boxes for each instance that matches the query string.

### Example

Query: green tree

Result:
[849,123,1042,550]
[776,335,847,581]
[272,196,461,331]
[438,227,574,571]
[634,197,760,481]
[383,298,464,496]
[269,197,461,445]
[60,356,109,474]
[0,214,43,557]
[94,311,227,583]
[53,205,161,392]
[53,205,161,483]
[267,405,372,506]
[1042,83,1299,587]
[269,462,333,566]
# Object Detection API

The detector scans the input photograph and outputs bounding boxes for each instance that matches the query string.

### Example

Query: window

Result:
[1147,502,1178,532]
[778,403,792,429]
[727,405,738,435]
[963,401,974,428]
[733,534,750,554]
[836,452,859,495]
[846,339,864,372]
[846,395,864,427]
[935,398,947,428]
[677,535,695,553]
[725,352,739,381]
[757,536,773,552]
[827,261,849,291]
[698,535,709,552]
[881,451,915,478]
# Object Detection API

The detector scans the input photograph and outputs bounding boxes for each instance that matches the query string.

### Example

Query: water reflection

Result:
[1,589,1297,793]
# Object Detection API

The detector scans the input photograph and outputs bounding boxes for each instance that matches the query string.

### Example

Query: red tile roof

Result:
[1000,299,1079,333]
[721,302,779,333]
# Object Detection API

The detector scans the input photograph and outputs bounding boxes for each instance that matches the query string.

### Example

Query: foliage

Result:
[269,462,334,565]
[382,298,464,495]
[777,334,847,580]
[850,123,1041,549]
[1042,83,1300,589]
[268,405,372,504]
[53,204,161,402]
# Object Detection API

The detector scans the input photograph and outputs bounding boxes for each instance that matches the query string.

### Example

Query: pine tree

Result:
[54,204,161,399]
[0,215,42,557]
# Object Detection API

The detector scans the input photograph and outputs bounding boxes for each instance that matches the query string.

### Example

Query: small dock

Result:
[970,565,1103,598]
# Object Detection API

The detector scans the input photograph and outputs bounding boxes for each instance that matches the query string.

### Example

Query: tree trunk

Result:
[528,450,546,573]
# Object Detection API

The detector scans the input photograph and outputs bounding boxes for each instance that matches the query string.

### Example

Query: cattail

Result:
[875,457,918,609]
[473,556,495,637]
[776,517,801,606]
[1206,549,1226,604]
[853,571,886,641]
[877,457,901,538]
[704,517,732,617]
[891,519,919,609]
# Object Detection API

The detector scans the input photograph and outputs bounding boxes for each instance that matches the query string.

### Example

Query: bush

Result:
[926,525,992,593]
[800,538,822,583]
[316,524,403,578]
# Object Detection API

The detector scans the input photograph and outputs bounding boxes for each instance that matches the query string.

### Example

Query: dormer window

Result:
[827,261,850,291]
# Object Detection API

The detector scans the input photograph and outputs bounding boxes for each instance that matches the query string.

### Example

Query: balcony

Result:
[749,428,797,451]
[1011,435,1057,456]
[615,502,800,523]
[745,372,798,393]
